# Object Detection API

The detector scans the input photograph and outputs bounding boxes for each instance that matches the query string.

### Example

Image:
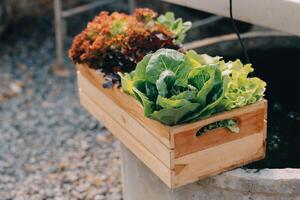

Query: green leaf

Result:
[156,95,190,109]
[183,76,229,122]
[184,50,221,68]
[156,70,176,97]
[156,12,175,27]
[220,60,266,110]
[184,50,203,68]
[146,49,184,83]
[188,68,209,89]
[150,103,199,125]
[170,90,197,101]
[188,65,222,107]
[206,66,223,103]
[198,76,229,117]
[174,63,192,87]
[118,72,134,95]
[132,80,155,117]
[133,54,151,81]
[156,12,192,45]
[145,82,158,101]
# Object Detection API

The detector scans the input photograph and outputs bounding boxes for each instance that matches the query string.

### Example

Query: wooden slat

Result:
[78,71,173,168]
[173,101,267,158]
[77,64,172,148]
[79,90,172,187]
[172,132,266,187]
[169,100,267,135]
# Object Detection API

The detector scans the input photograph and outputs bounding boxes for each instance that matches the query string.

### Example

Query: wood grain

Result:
[79,90,172,187]
[77,64,172,148]
[169,100,267,135]
[172,132,266,187]
[173,101,267,158]
[77,64,268,188]
[78,71,173,168]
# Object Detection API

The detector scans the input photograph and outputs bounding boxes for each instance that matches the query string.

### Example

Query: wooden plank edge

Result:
[170,99,267,135]
[173,105,267,158]
[77,71,173,168]
[169,100,267,152]
[79,90,173,187]
[77,64,173,148]
[76,67,173,148]
[172,149,265,188]
[171,132,266,188]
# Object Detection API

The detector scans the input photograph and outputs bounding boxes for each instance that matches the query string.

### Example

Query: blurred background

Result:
[0,0,299,199]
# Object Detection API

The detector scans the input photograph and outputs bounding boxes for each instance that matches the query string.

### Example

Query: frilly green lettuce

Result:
[156,12,192,45]
[219,59,266,110]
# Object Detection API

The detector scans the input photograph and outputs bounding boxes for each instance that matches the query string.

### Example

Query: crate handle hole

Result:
[196,119,239,137]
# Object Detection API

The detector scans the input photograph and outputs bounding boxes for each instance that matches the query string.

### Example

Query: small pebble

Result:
[0,13,122,199]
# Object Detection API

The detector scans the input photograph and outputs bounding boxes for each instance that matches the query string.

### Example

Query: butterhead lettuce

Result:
[119,48,266,126]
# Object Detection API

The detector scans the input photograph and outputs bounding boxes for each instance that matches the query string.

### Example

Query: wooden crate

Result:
[77,64,268,188]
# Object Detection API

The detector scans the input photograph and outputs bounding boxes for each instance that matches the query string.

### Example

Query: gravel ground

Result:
[0,5,255,199]
[0,9,209,200]
[0,15,122,200]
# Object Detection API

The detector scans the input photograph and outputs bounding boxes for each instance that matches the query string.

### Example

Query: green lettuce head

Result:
[119,48,266,126]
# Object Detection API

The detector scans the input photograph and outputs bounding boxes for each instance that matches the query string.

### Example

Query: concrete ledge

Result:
[199,168,300,195]
[120,143,300,200]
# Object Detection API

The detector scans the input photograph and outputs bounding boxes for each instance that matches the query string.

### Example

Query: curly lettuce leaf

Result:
[156,12,192,45]
[220,60,266,110]
[109,19,128,37]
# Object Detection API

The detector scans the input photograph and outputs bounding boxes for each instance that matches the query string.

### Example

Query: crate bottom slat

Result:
[172,131,266,187]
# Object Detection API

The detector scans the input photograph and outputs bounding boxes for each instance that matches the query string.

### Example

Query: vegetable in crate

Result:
[69,8,191,86]
[119,48,266,126]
